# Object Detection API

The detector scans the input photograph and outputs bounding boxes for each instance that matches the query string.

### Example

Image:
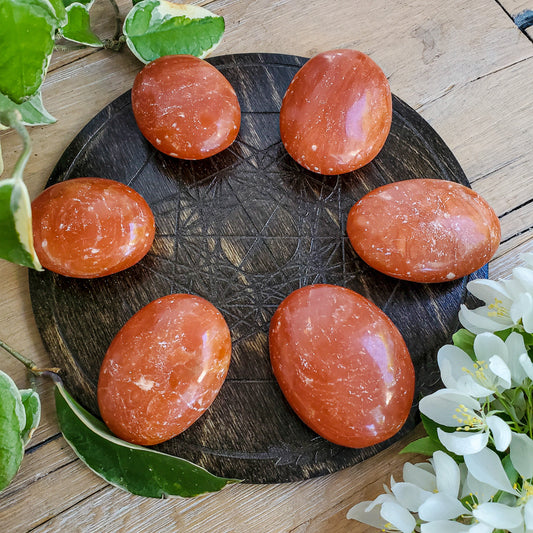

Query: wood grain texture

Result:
[0,0,532,531]
[29,53,486,483]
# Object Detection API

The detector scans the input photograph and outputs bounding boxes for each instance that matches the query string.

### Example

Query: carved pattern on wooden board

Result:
[29,53,486,483]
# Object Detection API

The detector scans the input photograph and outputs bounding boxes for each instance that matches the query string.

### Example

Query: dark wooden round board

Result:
[29,53,486,484]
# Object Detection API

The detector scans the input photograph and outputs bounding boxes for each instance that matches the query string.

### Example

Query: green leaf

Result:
[502,454,519,487]
[19,389,41,445]
[62,0,92,7]
[62,3,103,47]
[452,328,476,360]
[493,328,514,342]
[400,437,442,456]
[0,0,60,103]
[47,0,68,25]
[0,370,26,492]
[55,384,239,498]
[124,0,225,64]
[0,178,43,270]
[0,91,56,126]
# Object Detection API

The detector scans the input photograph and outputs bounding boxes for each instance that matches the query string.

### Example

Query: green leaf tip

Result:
[55,384,240,498]
[61,3,103,47]
[0,178,43,270]
[124,0,225,64]
[0,370,39,492]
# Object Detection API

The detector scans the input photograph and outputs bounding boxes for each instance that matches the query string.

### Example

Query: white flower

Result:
[437,333,518,398]
[346,452,470,531]
[459,256,533,334]
[419,389,511,455]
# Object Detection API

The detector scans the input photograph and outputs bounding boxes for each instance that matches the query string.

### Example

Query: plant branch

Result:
[0,338,60,375]
[108,0,122,41]
[0,110,31,182]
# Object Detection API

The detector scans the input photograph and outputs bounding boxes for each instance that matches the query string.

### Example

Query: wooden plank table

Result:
[1,1,532,531]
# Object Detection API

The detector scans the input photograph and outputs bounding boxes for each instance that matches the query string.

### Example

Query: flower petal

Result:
[505,332,529,385]
[486,415,512,451]
[462,471,498,503]
[402,462,436,492]
[524,498,533,530]
[433,450,461,498]
[437,428,488,456]
[474,332,508,362]
[511,293,533,331]
[420,520,471,532]
[519,353,533,380]
[510,432,533,479]
[466,278,512,303]
[346,500,388,528]
[512,267,533,294]
[464,447,517,495]
[458,305,512,334]
[391,482,432,512]
[488,355,511,390]
[419,389,480,426]
[418,492,466,521]
[468,523,496,533]
[438,344,476,390]
[380,501,416,533]
[365,493,397,512]
[473,502,523,529]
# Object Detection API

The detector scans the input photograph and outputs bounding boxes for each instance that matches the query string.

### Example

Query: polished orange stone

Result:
[131,55,241,160]
[269,284,414,448]
[280,49,392,175]
[32,178,155,278]
[98,294,232,445]
[347,179,501,283]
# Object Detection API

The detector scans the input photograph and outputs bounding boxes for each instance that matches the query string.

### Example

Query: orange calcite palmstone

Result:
[98,294,232,445]
[131,55,241,160]
[280,49,392,175]
[32,178,155,278]
[347,179,501,283]
[269,284,414,448]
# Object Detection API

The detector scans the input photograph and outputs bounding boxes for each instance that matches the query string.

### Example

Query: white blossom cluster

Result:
[347,253,533,533]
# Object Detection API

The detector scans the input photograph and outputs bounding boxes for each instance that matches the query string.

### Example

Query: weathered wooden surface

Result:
[1,0,532,531]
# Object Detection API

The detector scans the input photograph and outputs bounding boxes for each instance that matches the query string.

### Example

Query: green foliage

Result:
[0,0,62,103]
[400,436,443,456]
[0,371,28,491]
[452,328,476,360]
[55,384,239,498]
[19,389,41,445]
[61,2,103,47]
[0,91,56,126]
[124,0,225,64]
[0,178,43,270]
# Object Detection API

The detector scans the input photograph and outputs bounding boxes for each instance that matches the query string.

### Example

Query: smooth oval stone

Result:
[98,294,232,445]
[269,284,414,448]
[132,55,241,160]
[347,179,501,283]
[32,177,155,278]
[280,49,392,175]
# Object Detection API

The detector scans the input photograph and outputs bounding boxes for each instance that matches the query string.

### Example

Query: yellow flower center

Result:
[518,480,533,505]
[453,404,484,431]
[487,298,509,318]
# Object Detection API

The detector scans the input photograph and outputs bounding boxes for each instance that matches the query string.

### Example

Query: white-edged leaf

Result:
[123,0,225,64]
[0,90,55,126]
[54,383,239,498]
[61,3,103,47]
[0,178,42,270]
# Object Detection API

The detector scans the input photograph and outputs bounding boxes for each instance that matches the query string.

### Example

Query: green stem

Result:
[1,110,31,182]
[108,0,121,41]
[0,338,60,375]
